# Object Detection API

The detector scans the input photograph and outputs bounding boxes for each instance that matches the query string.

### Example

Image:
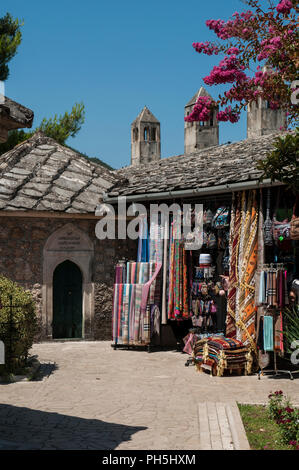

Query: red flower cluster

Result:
[276,0,293,14]
[206,10,255,41]
[217,106,240,123]
[204,55,247,85]
[184,96,215,123]
[187,0,298,126]
[192,42,219,56]
[289,440,299,450]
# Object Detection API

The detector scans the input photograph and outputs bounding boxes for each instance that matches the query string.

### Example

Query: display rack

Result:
[258,311,297,380]
[257,263,299,380]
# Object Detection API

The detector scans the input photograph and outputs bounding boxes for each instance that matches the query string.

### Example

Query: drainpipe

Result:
[103,179,283,204]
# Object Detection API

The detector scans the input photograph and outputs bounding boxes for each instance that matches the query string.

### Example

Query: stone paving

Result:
[0,341,298,450]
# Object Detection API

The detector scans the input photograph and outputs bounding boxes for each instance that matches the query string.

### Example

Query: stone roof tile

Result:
[107,132,288,198]
[0,131,120,213]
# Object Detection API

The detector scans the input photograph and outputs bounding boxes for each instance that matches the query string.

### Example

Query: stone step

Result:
[198,401,250,450]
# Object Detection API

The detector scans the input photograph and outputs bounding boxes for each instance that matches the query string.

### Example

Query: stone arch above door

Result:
[42,223,94,340]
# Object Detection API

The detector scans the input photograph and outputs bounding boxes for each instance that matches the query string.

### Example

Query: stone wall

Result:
[0,215,137,341]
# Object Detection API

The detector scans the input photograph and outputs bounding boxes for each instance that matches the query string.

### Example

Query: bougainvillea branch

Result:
[185,0,299,125]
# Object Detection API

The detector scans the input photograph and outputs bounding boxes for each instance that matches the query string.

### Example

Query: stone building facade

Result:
[0,215,135,340]
[0,131,136,341]
[0,91,289,343]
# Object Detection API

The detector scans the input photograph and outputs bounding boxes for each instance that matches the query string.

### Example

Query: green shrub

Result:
[268,391,299,449]
[282,304,299,354]
[0,276,38,373]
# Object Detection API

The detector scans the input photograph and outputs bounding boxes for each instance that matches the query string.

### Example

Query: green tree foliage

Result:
[0,102,85,155]
[0,13,22,81]
[38,102,85,144]
[257,129,299,194]
[0,276,38,373]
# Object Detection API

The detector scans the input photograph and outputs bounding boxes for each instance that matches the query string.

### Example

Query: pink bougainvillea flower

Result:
[276,0,293,15]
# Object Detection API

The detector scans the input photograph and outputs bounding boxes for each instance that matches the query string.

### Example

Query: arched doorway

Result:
[52,260,83,339]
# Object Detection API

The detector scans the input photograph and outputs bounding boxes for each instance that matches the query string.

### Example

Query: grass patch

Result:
[238,404,293,450]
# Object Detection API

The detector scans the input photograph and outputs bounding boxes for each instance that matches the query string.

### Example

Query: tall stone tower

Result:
[247,98,287,138]
[131,106,161,166]
[184,87,219,155]
[247,65,287,138]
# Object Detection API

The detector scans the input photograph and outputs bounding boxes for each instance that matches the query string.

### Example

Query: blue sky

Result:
[5,0,252,169]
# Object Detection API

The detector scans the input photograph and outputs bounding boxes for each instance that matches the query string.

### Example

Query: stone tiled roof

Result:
[107,132,286,198]
[0,132,120,213]
[0,96,34,129]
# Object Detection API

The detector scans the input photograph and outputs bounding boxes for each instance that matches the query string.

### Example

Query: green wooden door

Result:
[53,260,83,339]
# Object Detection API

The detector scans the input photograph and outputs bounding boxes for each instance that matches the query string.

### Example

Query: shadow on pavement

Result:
[0,404,147,450]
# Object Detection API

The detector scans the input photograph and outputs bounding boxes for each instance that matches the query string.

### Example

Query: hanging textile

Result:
[237,190,258,352]
[167,218,190,320]
[112,262,162,346]
[137,216,149,262]
[236,191,250,338]
[227,192,242,338]
[161,217,169,325]
[149,217,164,264]
[115,262,126,284]
[151,304,161,337]
[263,315,274,352]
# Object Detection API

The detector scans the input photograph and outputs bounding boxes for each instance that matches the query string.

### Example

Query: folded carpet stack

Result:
[192,336,253,377]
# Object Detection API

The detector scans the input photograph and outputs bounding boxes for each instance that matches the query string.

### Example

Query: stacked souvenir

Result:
[192,336,253,377]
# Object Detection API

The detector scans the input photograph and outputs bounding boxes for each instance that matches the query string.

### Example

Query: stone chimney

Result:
[131,106,161,166]
[184,87,219,155]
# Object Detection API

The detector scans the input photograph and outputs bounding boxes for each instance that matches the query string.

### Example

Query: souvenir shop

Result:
[111,187,299,377]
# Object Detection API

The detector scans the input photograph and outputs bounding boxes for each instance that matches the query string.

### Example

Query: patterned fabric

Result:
[226,190,259,354]
[192,335,252,376]
[112,262,162,345]
[227,192,242,338]
[237,190,258,351]
[207,337,244,350]
[161,217,169,325]
[167,219,190,320]
[149,217,164,264]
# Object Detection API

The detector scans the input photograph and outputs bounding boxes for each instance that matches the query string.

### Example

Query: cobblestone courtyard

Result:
[0,342,298,450]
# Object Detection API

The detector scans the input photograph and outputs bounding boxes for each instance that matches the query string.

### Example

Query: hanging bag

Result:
[212,207,230,229]
[263,188,273,246]
[272,188,291,242]
[290,195,299,240]
[203,209,213,225]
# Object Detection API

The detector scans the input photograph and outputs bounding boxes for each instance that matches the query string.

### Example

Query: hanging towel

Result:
[258,271,266,305]
[137,217,149,262]
[263,315,274,352]
[257,315,264,352]
[161,217,169,325]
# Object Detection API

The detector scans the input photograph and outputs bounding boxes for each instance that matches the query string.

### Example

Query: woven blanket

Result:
[206,337,244,350]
